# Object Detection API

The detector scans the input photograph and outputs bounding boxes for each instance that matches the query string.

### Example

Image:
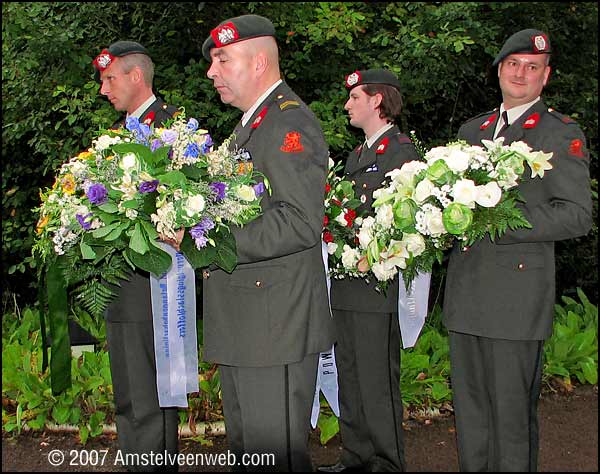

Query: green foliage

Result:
[3,288,598,444]
[543,288,598,385]
[3,2,597,307]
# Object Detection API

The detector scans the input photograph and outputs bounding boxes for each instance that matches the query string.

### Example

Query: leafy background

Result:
[3,1,598,309]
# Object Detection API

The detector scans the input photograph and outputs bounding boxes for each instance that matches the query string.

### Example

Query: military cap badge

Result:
[212,22,239,48]
[93,49,115,71]
[345,71,361,88]
[532,34,549,53]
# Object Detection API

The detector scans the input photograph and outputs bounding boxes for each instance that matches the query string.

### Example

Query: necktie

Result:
[496,110,510,137]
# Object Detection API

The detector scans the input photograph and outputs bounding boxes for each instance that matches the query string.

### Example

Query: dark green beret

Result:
[202,14,276,61]
[92,41,150,82]
[344,69,401,91]
[493,29,551,66]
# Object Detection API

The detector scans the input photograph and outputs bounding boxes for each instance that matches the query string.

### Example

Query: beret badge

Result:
[93,50,115,71]
[212,22,239,48]
[345,71,361,88]
[532,34,548,53]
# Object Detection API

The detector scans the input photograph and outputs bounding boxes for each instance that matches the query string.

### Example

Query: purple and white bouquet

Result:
[33,114,267,313]
[331,137,553,290]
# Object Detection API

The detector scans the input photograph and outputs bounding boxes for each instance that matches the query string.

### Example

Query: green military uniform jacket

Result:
[443,100,592,340]
[331,125,421,313]
[202,81,335,367]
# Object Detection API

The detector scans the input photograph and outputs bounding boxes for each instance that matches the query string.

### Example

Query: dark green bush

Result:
[3,2,597,305]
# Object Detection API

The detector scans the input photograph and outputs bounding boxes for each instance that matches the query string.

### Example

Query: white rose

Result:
[371,261,397,281]
[120,152,138,171]
[375,204,394,229]
[341,244,361,269]
[445,149,470,173]
[186,194,206,216]
[402,233,426,256]
[451,179,477,208]
[360,216,376,230]
[424,146,448,164]
[327,242,338,255]
[414,178,435,203]
[475,182,502,207]
[335,212,348,227]
[236,184,256,202]
[357,228,373,250]
[423,206,445,237]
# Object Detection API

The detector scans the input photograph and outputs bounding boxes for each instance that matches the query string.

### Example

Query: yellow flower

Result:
[105,155,114,161]
[36,215,49,234]
[77,150,94,160]
[61,174,76,194]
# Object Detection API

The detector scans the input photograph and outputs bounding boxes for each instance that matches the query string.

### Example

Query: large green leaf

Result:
[125,245,172,277]
[129,222,149,255]
[180,233,216,269]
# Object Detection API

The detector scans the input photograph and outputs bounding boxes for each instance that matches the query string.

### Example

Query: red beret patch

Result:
[93,49,115,71]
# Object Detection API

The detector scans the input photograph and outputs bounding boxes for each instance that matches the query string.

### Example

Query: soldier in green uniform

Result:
[93,41,180,472]
[443,29,592,471]
[319,70,420,473]
[201,15,335,471]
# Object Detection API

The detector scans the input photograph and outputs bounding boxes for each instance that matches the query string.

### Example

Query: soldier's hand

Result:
[159,227,185,252]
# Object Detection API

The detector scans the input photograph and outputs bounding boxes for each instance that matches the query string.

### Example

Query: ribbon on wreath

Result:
[311,242,341,428]
[150,242,199,407]
[397,271,431,349]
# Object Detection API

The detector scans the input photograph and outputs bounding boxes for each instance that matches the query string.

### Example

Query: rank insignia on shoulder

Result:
[375,137,389,154]
[562,115,575,124]
[142,111,155,125]
[280,131,304,153]
[365,164,379,173]
[252,107,268,129]
[279,100,299,111]
[569,138,585,158]
[480,113,498,130]
[523,112,540,129]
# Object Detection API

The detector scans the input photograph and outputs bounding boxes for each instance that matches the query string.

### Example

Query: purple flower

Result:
[253,182,266,197]
[184,143,200,159]
[86,183,108,205]
[209,182,227,201]
[202,135,214,154]
[125,116,141,132]
[189,218,215,250]
[193,234,209,249]
[138,123,151,138]
[139,180,159,193]
[76,213,93,230]
[186,118,199,132]
[161,130,178,145]
[150,139,162,152]
[190,218,215,237]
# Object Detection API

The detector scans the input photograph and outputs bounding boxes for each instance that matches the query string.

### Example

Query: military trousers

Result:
[219,353,319,472]
[333,310,405,472]
[105,272,179,472]
[448,331,544,472]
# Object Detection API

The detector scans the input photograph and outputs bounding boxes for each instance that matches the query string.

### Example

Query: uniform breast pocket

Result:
[229,265,291,290]
[495,249,546,272]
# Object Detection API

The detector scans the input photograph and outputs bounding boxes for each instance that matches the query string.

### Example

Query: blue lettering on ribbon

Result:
[160,282,169,358]
[176,253,187,338]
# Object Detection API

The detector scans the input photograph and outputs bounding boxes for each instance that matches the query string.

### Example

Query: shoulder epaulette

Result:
[396,134,412,145]
[278,99,300,111]
[161,103,179,118]
[463,108,498,125]
[546,107,578,125]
